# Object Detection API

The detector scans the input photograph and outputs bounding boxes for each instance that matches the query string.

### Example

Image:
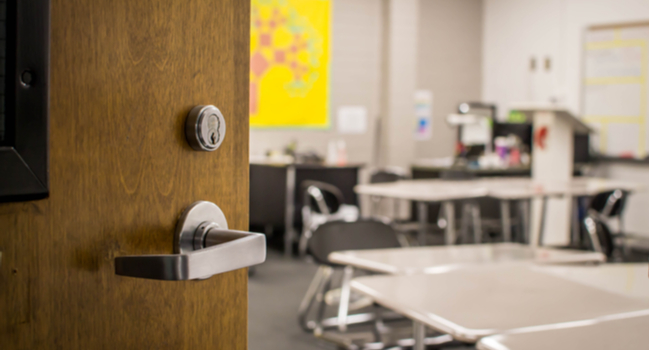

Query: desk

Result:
[350,265,648,348]
[355,177,646,246]
[488,177,646,246]
[534,263,649,300]
[477,313,649,350]
[355,179,489,245]
[329,243,606,275]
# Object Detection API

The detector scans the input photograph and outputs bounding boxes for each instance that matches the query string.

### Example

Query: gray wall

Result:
[381,0,420,168]
[249,0,383,165]
[416,0,483,159]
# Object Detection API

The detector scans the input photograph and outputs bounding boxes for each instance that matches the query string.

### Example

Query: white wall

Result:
[483,0,649,119]
[381,0,419,168]
[417,0,483,159]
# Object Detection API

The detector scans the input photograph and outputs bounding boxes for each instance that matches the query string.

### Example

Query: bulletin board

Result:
[581,22,648,159]
[250,0,331,129]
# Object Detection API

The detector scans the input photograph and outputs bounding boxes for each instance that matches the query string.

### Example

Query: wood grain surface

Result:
[0,0,250,348]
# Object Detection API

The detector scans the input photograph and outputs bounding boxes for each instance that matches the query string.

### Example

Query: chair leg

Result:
[372,307,386,342]
[298,226,312,258]
[584,216,603,254]
[298,265,333,331]
[315,270,333,329]
[337,265,354,332]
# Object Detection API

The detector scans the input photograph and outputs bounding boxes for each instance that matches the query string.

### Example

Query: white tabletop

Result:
[328,243,606,275]
[354,177,645,201]
[350,265,648,343]
[489,177,646,200]
[477,312,649,350]
[534,263,649,300]
[355,179,489,202]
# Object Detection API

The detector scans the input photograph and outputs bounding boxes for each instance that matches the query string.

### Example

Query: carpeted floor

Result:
[249,249,336,350]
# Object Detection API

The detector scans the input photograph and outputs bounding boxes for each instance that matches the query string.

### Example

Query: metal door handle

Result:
[114,201,266,281]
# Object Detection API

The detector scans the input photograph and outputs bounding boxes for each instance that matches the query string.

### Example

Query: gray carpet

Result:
[249,249,336,350]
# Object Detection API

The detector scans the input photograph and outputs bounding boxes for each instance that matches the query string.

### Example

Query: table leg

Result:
[534,196,549,246]
[443,201,455,245]
[417,201,428,246]
[471,203,483,244]
[500,200,512,242]
[571,196,580,247]
[413,320,425,350]
[518,199,530,243]
[529,196,545,247]
[284,165,296,257]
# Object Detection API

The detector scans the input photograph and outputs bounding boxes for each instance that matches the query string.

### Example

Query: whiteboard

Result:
[582,22,649,159]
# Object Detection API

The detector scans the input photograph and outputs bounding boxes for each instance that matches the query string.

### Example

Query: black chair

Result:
[298,181,360,256]
[301,180,346,215]
[297,220,401,333]
[584,189,647,259]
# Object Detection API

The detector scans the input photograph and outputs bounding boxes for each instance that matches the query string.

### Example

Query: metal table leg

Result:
[413,320,425,350]
[500,199,512,242]
[284,165,296,257]
[532,196,549,246]
[518,199,530,243]
[443,201,455,245]
[571,196,580,246]
[417,202,428,246]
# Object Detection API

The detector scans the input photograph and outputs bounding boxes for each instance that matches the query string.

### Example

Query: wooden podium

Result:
[513,104,591,246]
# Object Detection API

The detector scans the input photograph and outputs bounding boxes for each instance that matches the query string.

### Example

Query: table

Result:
[355,177,645,246]
[488,177,646,247]
[328,242,606,275]
[477,312,649,350]
[350,265,648,349]
[355,179,489,245]
[534,263,649,300]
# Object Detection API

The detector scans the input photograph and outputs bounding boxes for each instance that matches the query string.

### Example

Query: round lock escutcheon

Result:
[185,105,227,151]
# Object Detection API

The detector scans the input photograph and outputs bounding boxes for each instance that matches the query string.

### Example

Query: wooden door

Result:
[0,0,250,348]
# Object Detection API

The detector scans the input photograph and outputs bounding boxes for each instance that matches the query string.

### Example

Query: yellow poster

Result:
[250,0,331,128]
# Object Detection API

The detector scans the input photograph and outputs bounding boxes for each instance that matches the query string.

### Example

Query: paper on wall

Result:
[414,90,433,140]
[337,106,367,134]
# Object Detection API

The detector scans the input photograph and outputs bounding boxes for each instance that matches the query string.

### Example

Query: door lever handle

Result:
[114,201,266,281]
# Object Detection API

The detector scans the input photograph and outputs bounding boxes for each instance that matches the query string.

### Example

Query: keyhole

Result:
[210,132,218,145]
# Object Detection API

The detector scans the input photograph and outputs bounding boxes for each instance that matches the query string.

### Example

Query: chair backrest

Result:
[301,180,345,214]
[589,190,627,217]
[307,219,401,266]
[369,169,407,184]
